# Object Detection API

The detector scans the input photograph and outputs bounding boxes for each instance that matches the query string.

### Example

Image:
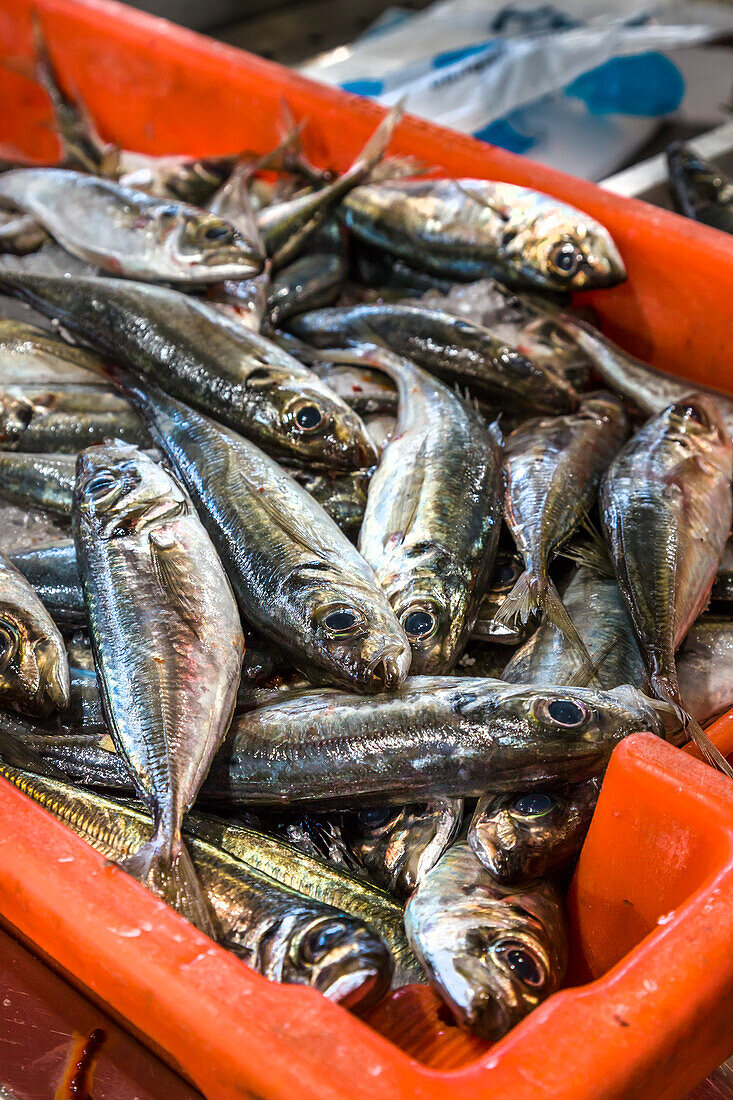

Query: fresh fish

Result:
[341,799,463,901]
[0,552,69,716]
[557,316,733,440]
[600,394,733,773]
[0,239,98,277]
[471,552,530,644]
[74,442,244,934]
[289,303,576,413]
[0,169,263,282]
[310,360,398,417]
[118,151,242,207]
[712,537,733,604]
[185,812,421,986]
[200,677,667,808]
[503,566,649,693]
[363,412,396,453]
[9,540,85,627]
[267,248,347,327]
[404,841,568,1039]
[258,109,400,269]
[0,319,110,385]
[257,809,365,878]
[666,142,733,234]
[677,616,733,727]
[0,272,377,469]
[341,177,625,291]
[284,467,370,539]
[207,162,264,255]
[0,759,392,1008]
[495,394,629,661]
[468,778,601,883]
[0,451,75,516]
[356,346,504,672]
[0,384,148,452]
[0,210,48,254]
[123,386,410,692]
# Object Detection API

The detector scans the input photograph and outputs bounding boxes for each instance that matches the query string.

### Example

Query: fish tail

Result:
[120,829,216,937]
[348,104,405,184]
[492,569,539,628]
[540,575,597,672]
[650,674,733,778]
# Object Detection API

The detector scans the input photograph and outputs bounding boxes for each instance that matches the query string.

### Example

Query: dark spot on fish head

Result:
[511,791,559,818]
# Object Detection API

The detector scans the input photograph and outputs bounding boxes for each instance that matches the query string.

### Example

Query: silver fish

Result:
[600,394,733,773]
[404,841,568,1039]
[471,552,530,645]
[0,383,148,452]
[0,451,75,516]
[9,540,85,627]
[74,442,244,934]
[677,617,733,727]
[357,346,503,672]
[341,177,625,291]
[0,168,263,282]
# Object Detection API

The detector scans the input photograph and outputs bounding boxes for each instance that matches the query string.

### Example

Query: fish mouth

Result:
[311,931,393,1011]
[365,648,411,693]
[32,638,70,713]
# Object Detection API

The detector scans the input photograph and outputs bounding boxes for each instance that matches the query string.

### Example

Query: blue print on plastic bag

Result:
[566,52,684,117]
[472,118,535,154]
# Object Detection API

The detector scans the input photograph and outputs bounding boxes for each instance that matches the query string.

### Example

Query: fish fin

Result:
[454,180,509,220]
[491,569,538,628]
[683,710,733,777]
[560,535,614,579]
[120,830,216,937]
[494,570,596,672]
[348,103,404,183]
[0,724,64,777]
[148,530,203,640]
[541,575,597,673]
[564,633,620,689]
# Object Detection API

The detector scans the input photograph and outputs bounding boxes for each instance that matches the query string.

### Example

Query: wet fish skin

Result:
[496,393,629,659]
[468,778,601,883]
[0,383,148,453]
[471,552,530,645]
[9,540,85,627]
[267,249,346,327]
[0,553,69,717]
[284,467,370,539]
[185,811,420,987]
[74,442,244,934]
[404,841,568,1040]
[341,799,463,901]
[666,142,733,234]
[128,386,410,693]
[356,346,504,672]
[0,272,376,470]
[342,177,625,291]
[0,319,109,384]
[0,168,263,282]
[0,759,391,1008]
[0,451,75,516]
[600,394,733,769]
[677,616,733,727]
[503,565,649,692]
[202,676,667,808]
[289,303,576,413]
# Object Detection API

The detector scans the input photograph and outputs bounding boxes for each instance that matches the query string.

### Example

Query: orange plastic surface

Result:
[1,2,733,1097]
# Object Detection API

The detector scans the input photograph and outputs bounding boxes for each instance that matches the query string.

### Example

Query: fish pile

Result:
[0,27,731,1043]
[666,142,733,236]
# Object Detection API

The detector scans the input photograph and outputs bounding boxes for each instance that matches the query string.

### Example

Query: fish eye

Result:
[202,221,234,243]
[536,697,590,730]
[298,920,347,964]
[548,241,582,278]
[401,607,437,640]
[493,558,521,588]
[85,470,119,499]
[158,204,179,219]
[285,399,329,436]
[0,622,19,670]
[511,791,558,818]
[358,807,394,828]
[322,607,365,637]
[676,402,710,428]
[494,939,545,988]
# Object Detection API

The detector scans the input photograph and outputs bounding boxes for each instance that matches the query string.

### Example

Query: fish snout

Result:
[303,918,393,1010]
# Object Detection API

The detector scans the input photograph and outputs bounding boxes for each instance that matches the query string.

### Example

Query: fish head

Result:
[0,391,34,446]
[75,442,188,541]
[153,201,265,281]
[506,206,626,291]
[343,798,463,899]
[283,915,392,1010]
[306,590,412,693]
[665,393,733,475]
[0,602,69,717]
[248,372,378,468]
[472,554,527,643]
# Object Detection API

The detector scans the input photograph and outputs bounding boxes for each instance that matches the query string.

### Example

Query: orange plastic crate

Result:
[1,2,733,1097]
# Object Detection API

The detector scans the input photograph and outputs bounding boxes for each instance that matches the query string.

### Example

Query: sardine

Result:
[185,812,421,986]
[284,467,370,539]
[600,394,733,772]
[341,177,625,291]
[0,273,376,469]
[495,394,629,661]
[0,319,110,385]
[0,759,391,1008]
[267,249,346,327]
[0,452,75,516]
[666,142,733,234]
[356,346,503,672]
[404,841,568,1039]
[468,778,601,883]
[289,303,576,413]
[74,442,244,934]
[341,799,463,901]
[0,169,263,282]
[677,616,733,727]
[0,552,69,716]
[0,384,148,452]
[9,540,85,627]
[123,386,410,692]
